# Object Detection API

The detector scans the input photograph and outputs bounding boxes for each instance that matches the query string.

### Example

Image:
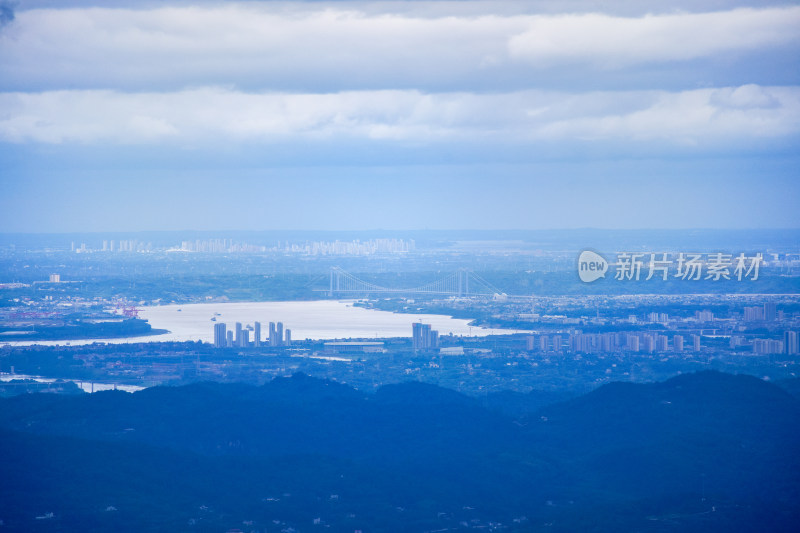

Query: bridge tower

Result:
[457,269,470,297]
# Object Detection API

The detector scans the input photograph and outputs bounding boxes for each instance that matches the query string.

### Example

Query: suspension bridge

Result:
[322,267,508,298]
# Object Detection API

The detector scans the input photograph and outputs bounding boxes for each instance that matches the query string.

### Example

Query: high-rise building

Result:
[691,334,701,352]
[49,273,60,283]
[656,335,669,352]
[253,322,261,347]
[570,334,580,352]
[239,330,250,348]
[784,331,799,355]
[214,322,227,348]
[552,335,563,352]
[764,302,777,322]
[412,322,427,350]
[226,330,233,347]
[269,322,277,346]
[235,322,243,347]
[673,334,684,352]
[644,334,655,353]
[285,329,291,346]
[276,322,284,347]
[626,335,640,352]
[600,333,614,352]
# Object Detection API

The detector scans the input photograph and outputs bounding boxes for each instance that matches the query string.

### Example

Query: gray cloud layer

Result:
[1,4,798,92]
[2,85,797,150]
[0,2,798,162]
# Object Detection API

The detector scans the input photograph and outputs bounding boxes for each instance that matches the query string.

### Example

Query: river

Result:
[2,300,527,346]
[0,373,144,393]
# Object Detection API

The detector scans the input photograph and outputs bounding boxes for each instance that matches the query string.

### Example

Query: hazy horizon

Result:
[4,227,800,236]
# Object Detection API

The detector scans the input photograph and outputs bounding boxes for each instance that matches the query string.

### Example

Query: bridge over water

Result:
[322,267,510,298]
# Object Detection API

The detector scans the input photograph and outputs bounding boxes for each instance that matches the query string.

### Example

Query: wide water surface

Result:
[3,300,527,346]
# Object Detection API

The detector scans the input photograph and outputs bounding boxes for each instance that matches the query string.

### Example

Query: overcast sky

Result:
[1,0,799,232]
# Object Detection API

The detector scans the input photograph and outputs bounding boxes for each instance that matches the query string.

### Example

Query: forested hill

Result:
[1,371,799,532]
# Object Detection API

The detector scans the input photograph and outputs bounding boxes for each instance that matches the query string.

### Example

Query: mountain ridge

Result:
[1,371,798,532]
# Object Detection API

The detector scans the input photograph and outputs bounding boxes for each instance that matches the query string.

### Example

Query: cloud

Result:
[0,6,522,91]
[0,5,798,92]
[709,84,781,110]
[532,86,800,143]
[508,7,800,68]
[1,86,797,150]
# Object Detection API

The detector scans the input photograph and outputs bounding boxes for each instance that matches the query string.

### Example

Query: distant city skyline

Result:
[1,0,798,232]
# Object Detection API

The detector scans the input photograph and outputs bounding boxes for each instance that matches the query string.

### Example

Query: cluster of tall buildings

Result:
[647,312,670,323]
[213,321,292,348]
[743,302,778,322]
[525,332,700,354]
[695,310,714,322]
[641,305,784,326]
[65,237,415,255]
[104,239,152,252]
[751,331,799,355]
[522,329,798,356]
[284,238,415,256]
[412,322,439,351]
[71,240,154,253]
[167,238,417,255]
[178,239,268,253]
